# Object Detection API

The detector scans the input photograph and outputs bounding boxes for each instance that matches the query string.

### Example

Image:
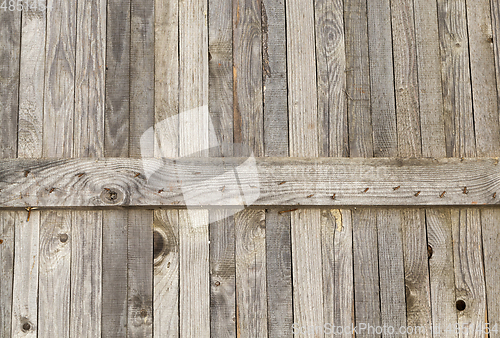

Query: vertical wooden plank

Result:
[492,0,500,117]
[102,211,128,337]
[39,210,72,338]
[105,0,130,157]
[344,0,372,158]
[286,0,323,336]
[127,210,153,338]
[71,0,106,336]
[70,211,103,337]
[179,0,210,336]
[233,0,263,157]
[208,0,235,336]
[391,0,421,158]
[235,210,267,336]
[210,210,235,337]
[0,212,15,337]
[0,8,21,158]
[262,0,288,157]
[352,209,380,338]
[466,0,500,156]
[437,0,476,158]
[103,0,131,335]
[315,0,348,157]
[377,209,407,337]
[154,0,179,336]
[39,0,76,335]
[128,0,155,336]
[265,210,293,337]
[366,0,397,157]
[451,209,487,336]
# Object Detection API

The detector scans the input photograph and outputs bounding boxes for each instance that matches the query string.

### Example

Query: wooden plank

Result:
[154,0,179,336]
[391,0,421,157]
[70,211,102,337]
[366,0,397,157]
[426,208,457,333]
[437,0,476,158]
[154,210,179,337]
[492,0,500,118]
[466,0,500,157]
[18,8,46,159]
[401,209,432,336]
[210,210,235,337]
[314,0,347,157]
[344,0,373,158]
[102,211,128,337]
[352,208,380,338]
[11,212,39,338]
[127,210,153,338]
[233,0,263,157]
[5,157,500,207]
[265,210,293,337]
[0,212,15,337]
[179,210,210,337]
[262,0,288,157]
[377,209,407,337]
[451,209,487,336]
[0,8,21,158]
[104,0,130,157]
[38,210,71,338]
[235,209,267,336]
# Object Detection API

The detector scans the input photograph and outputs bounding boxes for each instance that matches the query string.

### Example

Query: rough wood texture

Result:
[0,9,20,159]
[377,209,407,337]
[466,0,500,157]
[0,212,15,337]
[233,0,263,157]
[235,209,267,336]
[451,209,487,335]
[344,0,372,158]
[265,210,293,337]
[352,209,380,338]
[4,157,500,207]
[127,210,153,338]
[210,210,235,337]
[437,0,476,158]
[104,0,130,157]
[366,0,396,157]
[262,0,288,157]
[70,211,102,337]
[38,210,71,338]
[315,0,347,157]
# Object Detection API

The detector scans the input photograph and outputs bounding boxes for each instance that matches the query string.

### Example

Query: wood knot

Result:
[22,322,31,332]
[59,234,68,243]
[100,188,124,205]
[456,299,466,311]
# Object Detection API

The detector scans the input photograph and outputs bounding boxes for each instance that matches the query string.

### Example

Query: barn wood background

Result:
[1,0,500,337]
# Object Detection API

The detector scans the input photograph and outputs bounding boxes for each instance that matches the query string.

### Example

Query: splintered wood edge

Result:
[0,157,499,207]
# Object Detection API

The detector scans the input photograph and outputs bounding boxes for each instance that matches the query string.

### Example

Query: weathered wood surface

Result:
[2,157,500,207]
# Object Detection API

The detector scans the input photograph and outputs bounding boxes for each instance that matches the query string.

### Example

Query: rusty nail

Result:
[393,186,400,190]
[278,208,298,215]
[76,172,85,177]
[494,192,497,199]
[331,193,336,200]
[24,170,30,177]
[440,191,446,198]
[306,194,314,198]
[215,281,220,286]
[278,181,286,185]
[463,187,468,194]
[414,191,421,197]
[158,189,164,193]
[134,172,141,178]
[49,187,55,194]
[363,188,369,193]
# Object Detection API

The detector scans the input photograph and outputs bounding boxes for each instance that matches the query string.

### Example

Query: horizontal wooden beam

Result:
[0,157,499,208]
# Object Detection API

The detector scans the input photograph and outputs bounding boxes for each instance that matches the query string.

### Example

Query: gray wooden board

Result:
[0,212,15,337]
[3,157,500,207]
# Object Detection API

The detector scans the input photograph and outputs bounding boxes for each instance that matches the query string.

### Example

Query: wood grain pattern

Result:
[344,0,373,158]
[233,0,263,157]
[466,0,500,157]
[38,210,71,338]
[352,208,380,338]
[437,0,476,158]
[70,211,102,337]
[366,0,397,157]
[262,0,288,157]
[235,209,267,336]
[451,209,487,336]
[0,212,15,337]
[0,8,20,159]
[104,0,130,157]
[210,210,236,337]
[4,157,500,207]
[315,0,347,157]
